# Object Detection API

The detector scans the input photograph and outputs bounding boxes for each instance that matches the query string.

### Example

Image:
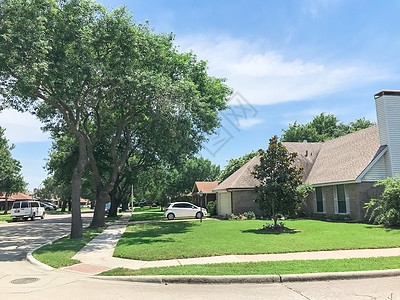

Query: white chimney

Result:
[374,90,400,177]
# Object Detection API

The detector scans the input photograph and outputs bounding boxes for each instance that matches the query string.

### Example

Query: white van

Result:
[10,201,45,221]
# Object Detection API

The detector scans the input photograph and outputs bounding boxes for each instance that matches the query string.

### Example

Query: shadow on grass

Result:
[363,225,400,233]
[241,228,300,235]
[117,221,197,246]
[130,212,164,222]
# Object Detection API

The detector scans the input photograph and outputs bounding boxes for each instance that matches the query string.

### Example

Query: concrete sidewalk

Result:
[63,213,400,276]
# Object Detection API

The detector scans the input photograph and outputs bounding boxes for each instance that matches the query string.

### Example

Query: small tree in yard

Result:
[365,176,400,227]
[252,136,303,228]
[0,127,26,214]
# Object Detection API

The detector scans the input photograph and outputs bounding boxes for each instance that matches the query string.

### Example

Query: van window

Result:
[12,202,20,209]
[31,202,39,208]
[21,202,28,208]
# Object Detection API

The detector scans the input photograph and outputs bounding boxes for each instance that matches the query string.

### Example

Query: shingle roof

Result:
[214,125,381,190]
[0,192,32,201]
[213,156,261,191]
[306,125,380,185]
[193,181,219,194]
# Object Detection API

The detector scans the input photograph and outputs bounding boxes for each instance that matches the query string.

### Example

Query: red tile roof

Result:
[193,181,219,194]
[0,192,32,201]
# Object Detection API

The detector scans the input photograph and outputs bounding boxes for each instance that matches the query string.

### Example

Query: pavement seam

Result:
[283,284,312,300]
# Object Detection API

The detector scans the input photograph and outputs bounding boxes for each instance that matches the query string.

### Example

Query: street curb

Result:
[26,233,70,271]
[94,274,281,284]
[25,212,132,272]
[93,269,400,284]
[280,269,400,282]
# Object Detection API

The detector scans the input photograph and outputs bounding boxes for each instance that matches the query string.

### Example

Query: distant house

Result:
[214,90,400,220]
[0,192,33,211]
[192,181,219,207]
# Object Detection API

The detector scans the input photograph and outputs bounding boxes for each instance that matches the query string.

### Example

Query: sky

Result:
[1,0,400,190]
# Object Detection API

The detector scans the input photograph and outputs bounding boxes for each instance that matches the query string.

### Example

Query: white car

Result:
[10,201,45,221]
[164,202,207,220]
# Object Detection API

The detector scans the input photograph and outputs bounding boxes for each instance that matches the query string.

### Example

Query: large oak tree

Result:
[0,0,230,237]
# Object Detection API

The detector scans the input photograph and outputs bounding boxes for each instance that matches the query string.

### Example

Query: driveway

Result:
[0,210,93,262]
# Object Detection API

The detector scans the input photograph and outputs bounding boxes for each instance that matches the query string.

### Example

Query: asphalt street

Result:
[0,211,93,261]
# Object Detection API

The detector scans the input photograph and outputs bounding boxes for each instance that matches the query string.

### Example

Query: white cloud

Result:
[236,118,263,129]
[177,35,390,105]
[0,109,50,143]
[301,0,341,17]
[281,108,340,126]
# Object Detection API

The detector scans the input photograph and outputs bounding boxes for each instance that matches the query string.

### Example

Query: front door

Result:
[218,192,231,216]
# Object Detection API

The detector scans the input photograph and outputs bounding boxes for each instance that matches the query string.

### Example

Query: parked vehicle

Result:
[164,202,207,220]
[11,201,45,221]
[139,200,154,207]
[105,203,111,213]
[41,202,55,211]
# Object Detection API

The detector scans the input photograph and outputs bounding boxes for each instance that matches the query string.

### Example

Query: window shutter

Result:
[333,186,338,214]
[344,186,350,214]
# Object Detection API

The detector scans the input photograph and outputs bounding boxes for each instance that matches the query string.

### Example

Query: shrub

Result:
[206,201,217,216]
[243,211,256,220]
[365,175,400,227]
[230,213,239,220]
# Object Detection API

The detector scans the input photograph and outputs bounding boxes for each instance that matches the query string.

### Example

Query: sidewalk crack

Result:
[283,284,311,300]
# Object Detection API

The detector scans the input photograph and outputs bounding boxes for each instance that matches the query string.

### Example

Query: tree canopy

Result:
[281,113,375,142]
[252,136,303,227]
[0,0,230,236]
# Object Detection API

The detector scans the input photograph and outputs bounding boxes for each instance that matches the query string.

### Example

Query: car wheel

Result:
[167,213,175,220]
[31,213,35,221]
[196,212,203,219]
[23,217,28,221]
[41,213,45,219]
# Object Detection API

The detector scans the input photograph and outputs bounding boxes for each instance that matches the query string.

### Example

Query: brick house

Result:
[213,90,400,220]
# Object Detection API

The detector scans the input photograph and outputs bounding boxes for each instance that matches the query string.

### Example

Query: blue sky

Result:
[1,0,400,190]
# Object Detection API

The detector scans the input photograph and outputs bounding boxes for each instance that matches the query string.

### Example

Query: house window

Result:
[335,184,349,214]
[315,187,324,213]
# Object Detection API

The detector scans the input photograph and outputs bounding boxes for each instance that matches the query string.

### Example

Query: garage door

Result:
[218,192,232,216]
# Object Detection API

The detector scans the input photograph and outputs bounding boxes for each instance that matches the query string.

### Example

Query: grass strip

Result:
[130,206,165,222]
[0,214,11,222]
[33,227,104,268]
[99,255,400,276]
[114,219,400,261]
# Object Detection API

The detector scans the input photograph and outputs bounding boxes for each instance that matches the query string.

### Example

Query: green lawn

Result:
[113,219,400,261]
[130,206,165,222]
[99,256,400,276]
[33,227,104,268]
[0,213,11,222]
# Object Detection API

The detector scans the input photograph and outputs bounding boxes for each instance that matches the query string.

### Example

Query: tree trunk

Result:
[108,185,119,218]
[61,199,67,212]
[90,189,108,228]
[272,203,277,228]
[70,144,87,239]
[3,194,8,215]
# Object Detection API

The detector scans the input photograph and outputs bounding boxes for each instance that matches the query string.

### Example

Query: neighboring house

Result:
[214,90,400,221]
[0,192,33,211]
[192,181,219,207]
